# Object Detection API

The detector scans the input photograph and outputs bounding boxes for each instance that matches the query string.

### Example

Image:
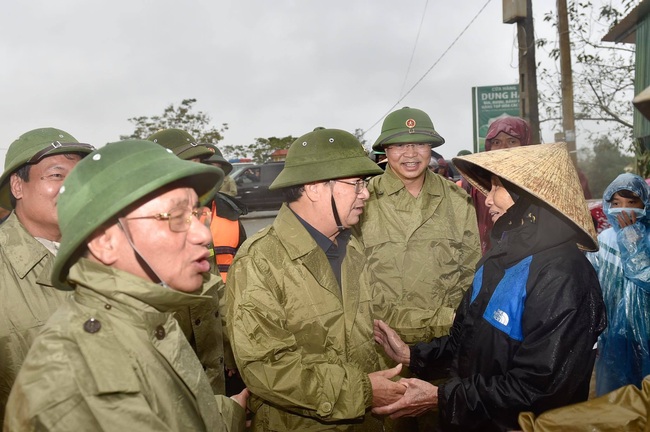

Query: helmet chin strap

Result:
[117,220,170,289]
[328,182,345,233]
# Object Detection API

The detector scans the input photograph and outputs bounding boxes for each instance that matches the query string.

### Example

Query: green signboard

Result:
[472,84,520,152]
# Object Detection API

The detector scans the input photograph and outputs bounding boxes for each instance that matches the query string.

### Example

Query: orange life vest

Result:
[210,201,239,282]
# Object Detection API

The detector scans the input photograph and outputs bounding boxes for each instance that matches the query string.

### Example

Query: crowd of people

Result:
[0,85,649,432]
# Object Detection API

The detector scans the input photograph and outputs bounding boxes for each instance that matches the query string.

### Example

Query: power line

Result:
[365,0,494,136]
[398,0,429,99]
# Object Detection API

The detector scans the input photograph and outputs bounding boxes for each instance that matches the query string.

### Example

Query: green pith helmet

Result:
[372,107,445,151]
[52,139,224,291]
[270,127,383,190]
[204,145,233,175]
[147,128,215,161]
[0,127,95,210]
[457,149,472,156]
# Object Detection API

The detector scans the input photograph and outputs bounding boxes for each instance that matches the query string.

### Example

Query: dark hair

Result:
[607,189,640,202]
[282,185,305,203]
[8,165,31,207]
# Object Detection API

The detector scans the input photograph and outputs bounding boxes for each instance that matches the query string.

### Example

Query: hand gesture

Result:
[374,319,410,365]
[372,378,438,419]
[369,363,406,407]
[230,387,250,410]
[617,210,637,228]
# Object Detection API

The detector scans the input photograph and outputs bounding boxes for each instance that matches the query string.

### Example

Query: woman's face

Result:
[485,176,515,222]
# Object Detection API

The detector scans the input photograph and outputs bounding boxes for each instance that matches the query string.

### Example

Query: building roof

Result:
[602,0,650,44]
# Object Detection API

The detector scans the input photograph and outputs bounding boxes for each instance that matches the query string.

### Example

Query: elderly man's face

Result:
[116,186,212,292]
[10,153,82,240]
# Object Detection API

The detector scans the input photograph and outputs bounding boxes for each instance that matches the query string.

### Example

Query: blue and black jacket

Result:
[409,198,607,432]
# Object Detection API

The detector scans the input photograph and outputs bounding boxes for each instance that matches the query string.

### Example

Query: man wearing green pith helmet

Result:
[355,107,480,431]
[4,140,247,431]
[0,128,94,424]
[225,128,409,431]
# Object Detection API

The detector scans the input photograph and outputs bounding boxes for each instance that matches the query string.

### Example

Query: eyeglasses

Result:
[332,178,370,194]
[121,206,211,233]
[28,142,95,164]
[385,143,431,154]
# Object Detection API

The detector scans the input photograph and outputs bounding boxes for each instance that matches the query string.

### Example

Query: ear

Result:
[302,182,325,203]
[9,173,24,200]
[86,224,121,266]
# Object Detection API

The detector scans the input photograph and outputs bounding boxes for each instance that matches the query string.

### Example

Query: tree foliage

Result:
[537,0,638,151]
[120,98,228,144]
[222,136,296,163]
[578,135,634,197]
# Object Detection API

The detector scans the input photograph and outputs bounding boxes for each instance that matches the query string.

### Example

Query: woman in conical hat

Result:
[373,143,607,431]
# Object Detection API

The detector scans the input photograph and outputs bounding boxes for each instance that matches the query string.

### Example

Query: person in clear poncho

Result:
[588,172,650,396]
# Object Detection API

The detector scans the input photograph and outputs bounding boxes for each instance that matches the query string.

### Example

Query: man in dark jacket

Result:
[374,143,607,431]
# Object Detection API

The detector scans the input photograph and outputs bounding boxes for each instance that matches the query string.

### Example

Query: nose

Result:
[403,143,418,156]
[189,214,213,246]
[359,185,370,200]
[485,186,496,207]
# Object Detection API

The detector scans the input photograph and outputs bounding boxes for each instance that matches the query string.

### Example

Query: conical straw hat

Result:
[633,85,650,121]
[452,142,598,251]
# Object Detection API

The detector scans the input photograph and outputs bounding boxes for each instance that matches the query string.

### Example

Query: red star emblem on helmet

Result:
[405,118,416,128]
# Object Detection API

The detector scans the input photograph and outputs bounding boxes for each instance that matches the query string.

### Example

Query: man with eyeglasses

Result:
[0,128,94,423]
[355,107,480,431]
[148,128,248,398]
[225,128,408,431]
[4,140,247,431]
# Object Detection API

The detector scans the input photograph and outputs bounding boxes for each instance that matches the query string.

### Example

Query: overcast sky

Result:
[2,0,571,167]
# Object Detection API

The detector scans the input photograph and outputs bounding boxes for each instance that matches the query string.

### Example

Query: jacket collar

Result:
[378,165,443,197]
[0,212,53,284]
[68,258,213,313]
[273,204,342,301]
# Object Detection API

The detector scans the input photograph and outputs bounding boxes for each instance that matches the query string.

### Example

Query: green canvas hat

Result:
[52,139,224,291]
[148,128,215,161]
[204,145,233,175]
[372,107,445,151]
[270,127,383,190]
[0,127,94,210]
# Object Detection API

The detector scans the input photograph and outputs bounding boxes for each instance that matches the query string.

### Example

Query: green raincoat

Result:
[519,375,650,431]
[0,212,69,423]
[226,204,381,431]
[174,274,227,395]
[4,258,245,432]
[356,167,480,343]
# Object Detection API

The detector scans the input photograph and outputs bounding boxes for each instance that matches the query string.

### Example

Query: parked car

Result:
[233,162,285,211]
[229,162,255,179]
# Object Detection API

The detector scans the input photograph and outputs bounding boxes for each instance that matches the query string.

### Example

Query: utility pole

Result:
[504,0,541,144]
[557,0,577,165]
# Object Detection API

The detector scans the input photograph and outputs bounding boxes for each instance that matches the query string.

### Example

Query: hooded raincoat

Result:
[357,167,480,344]
[4,258,245,432]
[408,199,607,431]
[587,173,650,395]
[226,204,382,432]
[0,212,69,423]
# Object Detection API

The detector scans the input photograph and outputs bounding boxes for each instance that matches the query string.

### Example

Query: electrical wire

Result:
[398,0,429,99]
[364,0,494,136]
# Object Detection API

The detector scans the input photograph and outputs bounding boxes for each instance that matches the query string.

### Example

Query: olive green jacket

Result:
[519,375,650,431]
[4,259,245,432]
[174,273,227,395]
[356,167,480,343]
[226,205,381,431]
[0,212,69,423]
